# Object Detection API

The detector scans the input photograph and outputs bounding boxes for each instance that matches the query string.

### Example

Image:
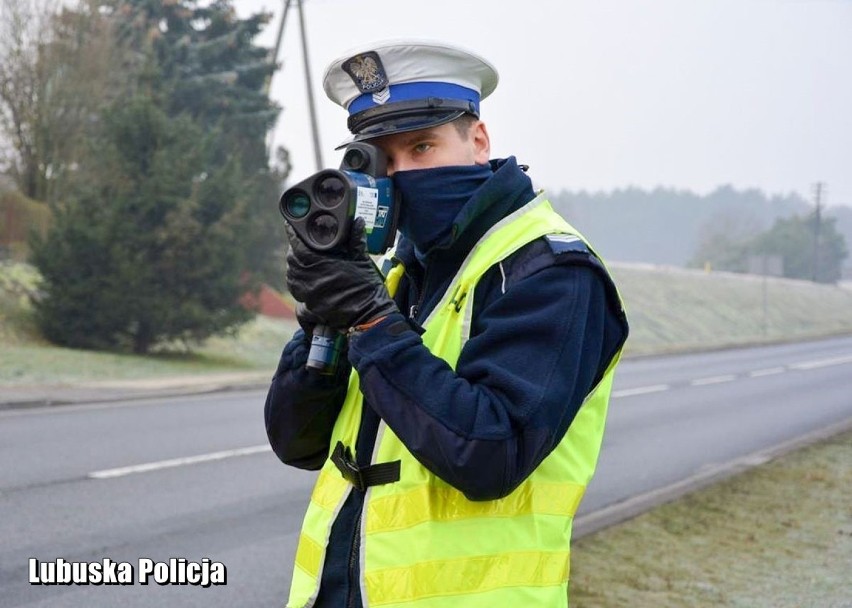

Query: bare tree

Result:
[0,0,55,198]
[0,0,128,202]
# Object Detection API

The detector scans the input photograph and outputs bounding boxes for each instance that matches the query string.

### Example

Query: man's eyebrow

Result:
[398,129,439,146]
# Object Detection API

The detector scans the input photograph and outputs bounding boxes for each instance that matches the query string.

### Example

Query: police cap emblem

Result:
[342,51,389,93]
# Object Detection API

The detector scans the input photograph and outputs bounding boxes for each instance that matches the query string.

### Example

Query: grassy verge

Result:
[0,316,299,386]
[570,429,852,607]
[612,263,852,356]
[0,261,299,385]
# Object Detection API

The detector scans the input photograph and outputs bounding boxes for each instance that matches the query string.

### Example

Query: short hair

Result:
[453,113,479,139]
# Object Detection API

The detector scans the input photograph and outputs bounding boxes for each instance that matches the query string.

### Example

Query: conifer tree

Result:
[31,0,285,352]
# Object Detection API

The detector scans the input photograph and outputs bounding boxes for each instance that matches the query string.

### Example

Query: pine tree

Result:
[117,0,279,169]
[116,0,287,283]
[30,0,285,352]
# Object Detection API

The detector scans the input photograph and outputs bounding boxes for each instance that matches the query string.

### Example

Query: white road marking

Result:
[788,354,852,370]
[690,374,737,386]
[611,384,670,398]
[89,445,270,479]
[748,367,786,378]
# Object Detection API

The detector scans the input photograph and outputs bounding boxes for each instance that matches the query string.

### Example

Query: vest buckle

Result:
[331,442,401,491]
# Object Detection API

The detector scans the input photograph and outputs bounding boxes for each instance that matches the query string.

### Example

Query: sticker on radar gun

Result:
[356,187,379,230]
[375,206,389,229]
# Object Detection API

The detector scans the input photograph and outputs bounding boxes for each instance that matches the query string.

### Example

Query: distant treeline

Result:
[549,186,852,272]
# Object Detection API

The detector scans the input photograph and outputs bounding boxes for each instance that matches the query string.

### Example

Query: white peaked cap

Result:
[322,39,499,142]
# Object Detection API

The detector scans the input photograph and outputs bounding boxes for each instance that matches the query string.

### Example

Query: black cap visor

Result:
[337,98,478,148]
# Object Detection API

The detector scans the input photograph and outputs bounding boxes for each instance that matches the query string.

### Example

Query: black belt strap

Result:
[331,441,400,491]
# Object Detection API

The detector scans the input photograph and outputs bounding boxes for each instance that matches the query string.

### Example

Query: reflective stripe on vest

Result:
[287,194,625,608]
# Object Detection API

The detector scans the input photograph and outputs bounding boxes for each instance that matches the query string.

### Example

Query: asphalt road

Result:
[2,335,851,607]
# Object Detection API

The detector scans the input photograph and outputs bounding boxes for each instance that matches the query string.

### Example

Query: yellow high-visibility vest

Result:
[287,194,625,608]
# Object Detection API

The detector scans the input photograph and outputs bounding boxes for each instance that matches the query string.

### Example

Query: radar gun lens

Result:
[343,148,368,171]
[307,213,339,248]
[283,191,311,219]
[315,175,346,207]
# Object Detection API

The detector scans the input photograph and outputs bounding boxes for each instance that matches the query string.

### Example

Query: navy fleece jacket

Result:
[264,157,628,606]
[266,157,626,497]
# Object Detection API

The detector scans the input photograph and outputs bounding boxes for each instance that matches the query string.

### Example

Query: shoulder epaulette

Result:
[544,234,591,256]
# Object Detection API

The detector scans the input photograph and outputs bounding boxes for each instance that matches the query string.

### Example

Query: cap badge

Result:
[343,52,389,94]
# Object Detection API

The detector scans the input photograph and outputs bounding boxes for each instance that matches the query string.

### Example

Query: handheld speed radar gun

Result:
[279,142,400,373]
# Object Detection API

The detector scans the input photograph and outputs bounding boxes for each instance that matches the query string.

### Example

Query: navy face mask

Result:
[392,163,493,257]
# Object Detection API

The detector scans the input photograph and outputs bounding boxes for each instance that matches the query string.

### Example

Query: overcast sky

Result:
[237,0,852,207]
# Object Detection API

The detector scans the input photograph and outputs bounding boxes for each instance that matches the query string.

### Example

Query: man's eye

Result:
[413,143,432,153]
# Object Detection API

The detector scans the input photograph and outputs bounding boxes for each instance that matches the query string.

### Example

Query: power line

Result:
[296,0,324,171]
[267,0,324,171]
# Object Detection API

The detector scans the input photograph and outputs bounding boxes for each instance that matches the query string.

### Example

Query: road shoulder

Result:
[570,426,852,607]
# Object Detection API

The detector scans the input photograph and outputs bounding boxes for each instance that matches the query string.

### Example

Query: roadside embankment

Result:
[3,261,852,388]
[612,262,852,356]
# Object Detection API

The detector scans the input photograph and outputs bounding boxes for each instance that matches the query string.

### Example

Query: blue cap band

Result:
[348,81,480,115]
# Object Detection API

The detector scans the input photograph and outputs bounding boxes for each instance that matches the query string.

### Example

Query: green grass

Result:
[2,261,852,386]
[0,316,299,386]
[612,263,852,355]
[0,261,43,345]
[570,429,852,607]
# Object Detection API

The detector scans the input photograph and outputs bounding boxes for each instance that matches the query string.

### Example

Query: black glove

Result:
[286,217,398,330]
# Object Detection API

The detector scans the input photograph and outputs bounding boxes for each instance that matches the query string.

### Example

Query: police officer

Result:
[266,40,629,608]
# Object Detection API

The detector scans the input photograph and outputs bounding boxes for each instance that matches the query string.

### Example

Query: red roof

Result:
[241,284,296,319]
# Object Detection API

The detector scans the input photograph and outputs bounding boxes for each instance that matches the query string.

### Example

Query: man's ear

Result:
[472,121,490,164]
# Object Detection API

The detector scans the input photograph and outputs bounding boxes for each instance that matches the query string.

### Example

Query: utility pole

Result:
[297,0,324,171]
[811,182,824,282]
[267,0,293,95]
[266,0,324,171]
